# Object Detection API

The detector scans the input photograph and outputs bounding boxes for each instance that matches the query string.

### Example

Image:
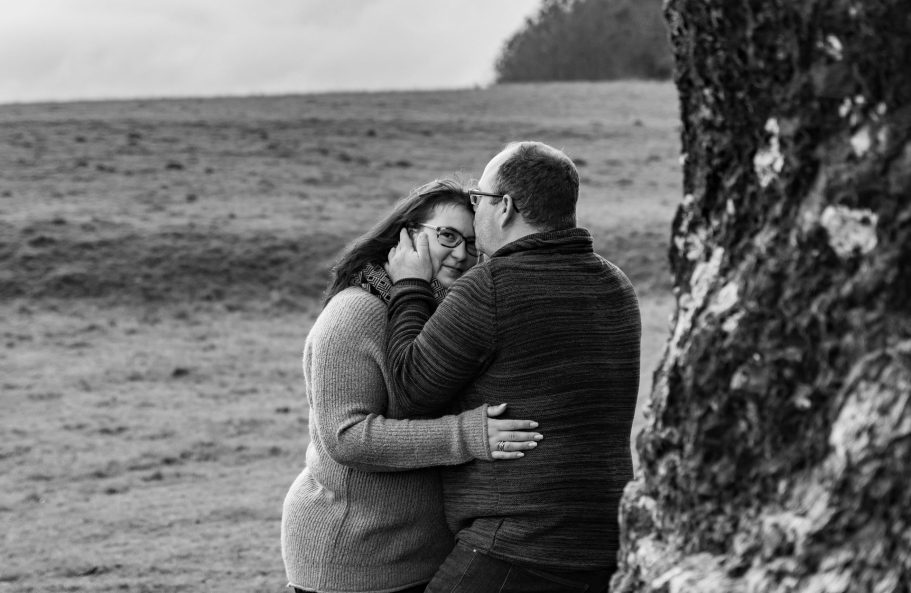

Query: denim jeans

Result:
[294,585,426,593]
[425,541,615,593]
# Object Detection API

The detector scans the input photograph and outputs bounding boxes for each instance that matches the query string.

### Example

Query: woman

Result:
[281,179,542,593]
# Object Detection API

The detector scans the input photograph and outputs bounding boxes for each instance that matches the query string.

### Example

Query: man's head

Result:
[471,141,579,255]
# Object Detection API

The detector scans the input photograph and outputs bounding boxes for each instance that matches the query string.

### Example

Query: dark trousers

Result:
[425,541,615,593]
[294,585,426,593]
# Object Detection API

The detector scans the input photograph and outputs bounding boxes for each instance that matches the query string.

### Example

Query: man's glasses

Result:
[468,190,518,212]
[412,223,478,257]
[468,190,507,208]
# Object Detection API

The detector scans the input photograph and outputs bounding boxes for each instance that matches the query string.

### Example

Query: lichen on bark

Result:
[613,1,911,592]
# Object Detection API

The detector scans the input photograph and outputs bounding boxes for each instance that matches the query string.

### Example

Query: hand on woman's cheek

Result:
[385,228,435,283]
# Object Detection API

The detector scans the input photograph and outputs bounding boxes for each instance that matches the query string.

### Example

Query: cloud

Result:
[0,0,539,103]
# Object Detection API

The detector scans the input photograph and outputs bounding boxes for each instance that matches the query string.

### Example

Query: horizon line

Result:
[0,79,671,109]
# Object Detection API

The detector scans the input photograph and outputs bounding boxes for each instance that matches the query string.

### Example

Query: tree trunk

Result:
[613,2,911,592]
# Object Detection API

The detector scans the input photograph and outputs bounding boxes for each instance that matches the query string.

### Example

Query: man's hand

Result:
[386,228,438,283]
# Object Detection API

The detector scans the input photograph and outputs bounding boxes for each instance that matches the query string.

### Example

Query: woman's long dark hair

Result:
[323,178,471,306]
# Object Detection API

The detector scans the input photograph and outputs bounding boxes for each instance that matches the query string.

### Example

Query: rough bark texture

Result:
[613,2,911,592]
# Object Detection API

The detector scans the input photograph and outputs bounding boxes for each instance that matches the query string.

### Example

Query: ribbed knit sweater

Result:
[281,287,491,593]
[386,228,641,570]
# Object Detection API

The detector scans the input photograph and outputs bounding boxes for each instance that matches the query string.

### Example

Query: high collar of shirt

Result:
[490,227,594,259]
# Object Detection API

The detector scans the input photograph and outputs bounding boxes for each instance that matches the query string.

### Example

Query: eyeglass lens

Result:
[437,227,477,256]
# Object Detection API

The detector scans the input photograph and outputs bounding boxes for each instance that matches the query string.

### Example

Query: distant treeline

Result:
[495,0,673,82]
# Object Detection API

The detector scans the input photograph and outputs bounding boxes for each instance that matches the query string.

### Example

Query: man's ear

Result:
[498,194,519,228]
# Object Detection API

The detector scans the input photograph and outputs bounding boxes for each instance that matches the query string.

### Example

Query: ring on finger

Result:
[496,441,507,452]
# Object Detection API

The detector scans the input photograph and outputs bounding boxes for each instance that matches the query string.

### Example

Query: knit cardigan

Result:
[281,287,491,593]
[386,228,641,570]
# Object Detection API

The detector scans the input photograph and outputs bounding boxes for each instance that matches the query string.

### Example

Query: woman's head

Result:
[324,179,477,305]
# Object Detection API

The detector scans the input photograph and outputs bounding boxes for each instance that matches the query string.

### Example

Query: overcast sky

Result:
[0,0,541,104]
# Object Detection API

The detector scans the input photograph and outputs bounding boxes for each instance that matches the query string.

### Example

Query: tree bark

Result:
[613,2,911,592]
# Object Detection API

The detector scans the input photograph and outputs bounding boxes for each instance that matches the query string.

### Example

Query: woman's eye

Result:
[439,231,458,243]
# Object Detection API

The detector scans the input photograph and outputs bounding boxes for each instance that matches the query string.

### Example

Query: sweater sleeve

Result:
[304,290,492,473]
[386,269,498,416]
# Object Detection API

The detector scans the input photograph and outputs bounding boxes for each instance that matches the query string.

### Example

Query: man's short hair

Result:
[495,141,579,231]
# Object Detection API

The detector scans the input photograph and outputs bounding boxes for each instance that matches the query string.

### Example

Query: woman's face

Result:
[417,204,478,288]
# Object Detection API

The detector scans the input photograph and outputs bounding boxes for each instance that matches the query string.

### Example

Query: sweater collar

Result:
[490,227,594,259]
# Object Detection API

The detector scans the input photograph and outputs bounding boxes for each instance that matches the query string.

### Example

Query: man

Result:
[385,141,641,592]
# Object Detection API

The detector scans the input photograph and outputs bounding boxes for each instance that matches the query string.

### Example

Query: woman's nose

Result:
[449,242,467,262]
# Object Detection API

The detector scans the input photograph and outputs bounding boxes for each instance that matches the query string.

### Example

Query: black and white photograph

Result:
[2,1,909,592]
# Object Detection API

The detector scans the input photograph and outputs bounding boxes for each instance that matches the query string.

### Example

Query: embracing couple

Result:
[281,141,641,593]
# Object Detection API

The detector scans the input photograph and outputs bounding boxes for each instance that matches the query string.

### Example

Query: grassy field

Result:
[0,81,680,592]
